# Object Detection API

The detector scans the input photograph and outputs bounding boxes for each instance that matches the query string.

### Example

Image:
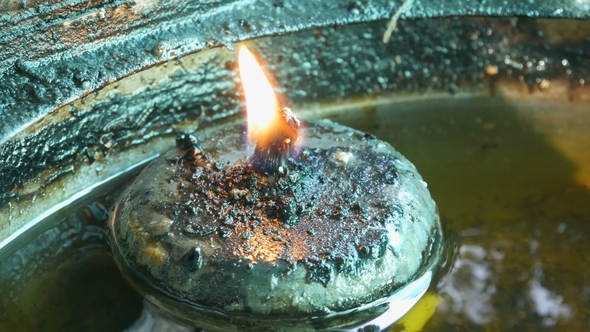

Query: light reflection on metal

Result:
[337,271,433,331]
[0,156,158,251]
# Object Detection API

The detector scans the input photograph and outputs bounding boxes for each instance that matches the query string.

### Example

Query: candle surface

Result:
[110,120,444,331]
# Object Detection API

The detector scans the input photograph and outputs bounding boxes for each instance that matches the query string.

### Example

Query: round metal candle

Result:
[110,120,444,331]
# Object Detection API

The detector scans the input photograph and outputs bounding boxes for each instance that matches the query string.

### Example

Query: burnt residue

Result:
[165,143,396,272]
[179,247,203,272]
[0,54,235,205]
[175,133,199,150]
[137,121,416,294]
[250,107,301,174]
[259,17,590,103]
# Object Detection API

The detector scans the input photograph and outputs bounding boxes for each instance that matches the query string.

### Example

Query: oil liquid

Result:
[0,166,146,331]
[329,96,590,331]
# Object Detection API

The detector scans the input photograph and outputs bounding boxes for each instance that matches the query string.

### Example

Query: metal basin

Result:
[1,1,589,330]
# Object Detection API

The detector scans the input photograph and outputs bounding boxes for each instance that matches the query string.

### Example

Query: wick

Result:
[250,107,300,174]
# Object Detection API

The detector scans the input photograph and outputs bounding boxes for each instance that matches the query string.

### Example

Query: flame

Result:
[238,46,277,142]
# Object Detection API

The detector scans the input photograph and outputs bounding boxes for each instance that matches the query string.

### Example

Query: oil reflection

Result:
[438,245,496,325]
[438,243,574,328]
[528,250,572,326]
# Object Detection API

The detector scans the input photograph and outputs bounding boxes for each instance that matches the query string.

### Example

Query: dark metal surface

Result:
[1,0,588,138]
[2,17,589,204]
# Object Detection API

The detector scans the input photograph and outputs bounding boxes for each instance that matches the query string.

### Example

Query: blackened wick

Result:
[250,107,300,174]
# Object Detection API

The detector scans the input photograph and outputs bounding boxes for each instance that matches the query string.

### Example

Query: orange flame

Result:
[238,46,277,142]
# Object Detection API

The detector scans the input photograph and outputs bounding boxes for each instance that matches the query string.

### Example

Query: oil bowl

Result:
[109,120,445,331]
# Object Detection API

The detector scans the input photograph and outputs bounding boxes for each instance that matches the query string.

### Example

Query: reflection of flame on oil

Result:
[438,243,572,327]
[528,243,572,327]
[438,244,496,325]
[232,220,308,265]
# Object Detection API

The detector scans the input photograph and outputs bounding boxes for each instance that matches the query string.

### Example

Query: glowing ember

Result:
[238,46,277,142]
